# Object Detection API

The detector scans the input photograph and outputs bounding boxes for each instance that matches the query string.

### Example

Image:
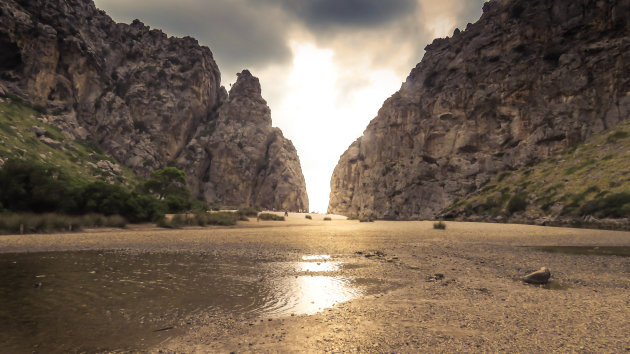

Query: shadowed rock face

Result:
[177,70,309,210]
[329,0,630,219]
[0,0,308,211]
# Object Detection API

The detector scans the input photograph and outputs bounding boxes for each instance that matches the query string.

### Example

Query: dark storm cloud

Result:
[94,0,293,78]
[95,0,485,81]
[258,0,417,30]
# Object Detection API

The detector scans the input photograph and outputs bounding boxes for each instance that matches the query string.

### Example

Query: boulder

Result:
[38,136,62,149]
[522,267,551,284]
[31,126,46,137]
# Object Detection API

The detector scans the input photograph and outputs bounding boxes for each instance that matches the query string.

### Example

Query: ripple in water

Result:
[0,251,380,352]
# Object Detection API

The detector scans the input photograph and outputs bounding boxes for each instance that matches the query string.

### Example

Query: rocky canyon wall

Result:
[329,0,630,218]
[0,0,308,210]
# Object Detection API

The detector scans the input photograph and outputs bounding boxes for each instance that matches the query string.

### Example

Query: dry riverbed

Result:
[1,215,630,352]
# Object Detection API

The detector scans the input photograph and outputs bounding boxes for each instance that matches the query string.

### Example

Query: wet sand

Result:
[1,215,630,352]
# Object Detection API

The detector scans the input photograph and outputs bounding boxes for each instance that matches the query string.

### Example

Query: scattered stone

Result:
[153,326,174,332]
[31,126,47,136]
[426,273,445,282]
[39,136,63,149]
[96,160,122,175]
[522,267,551,284]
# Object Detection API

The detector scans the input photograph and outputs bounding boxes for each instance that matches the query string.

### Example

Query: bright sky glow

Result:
[263,42,402,212]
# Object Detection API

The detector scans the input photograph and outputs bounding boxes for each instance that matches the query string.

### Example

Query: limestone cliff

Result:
[176,70,309,210]
[329,0,630,219]
[0,0,308,210]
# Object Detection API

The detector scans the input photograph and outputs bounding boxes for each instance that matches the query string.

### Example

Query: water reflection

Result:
[301,255,331,261]
[0,251,378,353]
[296,261,341,272]
[260,276,357,316]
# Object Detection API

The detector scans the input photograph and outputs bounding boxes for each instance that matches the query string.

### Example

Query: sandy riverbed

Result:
[1,214,629,352]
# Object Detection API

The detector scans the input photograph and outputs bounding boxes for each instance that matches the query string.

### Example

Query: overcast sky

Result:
[94,0,486,212]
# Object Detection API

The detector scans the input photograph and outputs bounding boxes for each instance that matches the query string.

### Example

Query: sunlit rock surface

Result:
[0,0,308,210]
[329,0,630,219]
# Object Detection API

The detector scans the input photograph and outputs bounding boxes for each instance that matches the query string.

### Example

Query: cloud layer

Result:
[262,0,417,30]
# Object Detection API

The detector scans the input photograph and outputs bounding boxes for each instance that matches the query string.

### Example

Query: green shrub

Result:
[323,216,332,221]
[305,214,312,220]
[606,130,629,144]
[206,212,240,225]
[580,192,630,218]
[433,221,446,230]
[507,193,528,214]
[0,159,199,224]
[105,215,128,228]
[258,213,285,221]
[0,213,127,235]
[170,214,185,228]
[497,172,510,182]
[164,195,192,213]
[190,212,241,226]
[156,216,172,228]
[237,206,261,217]
[564,160,595,175]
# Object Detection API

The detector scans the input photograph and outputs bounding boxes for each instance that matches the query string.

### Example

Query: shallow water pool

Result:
[0,251,382,352]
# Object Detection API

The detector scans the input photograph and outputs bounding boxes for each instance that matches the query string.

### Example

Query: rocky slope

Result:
[0,0,308,210]
[442,119,630,229]
[329,0,630,219]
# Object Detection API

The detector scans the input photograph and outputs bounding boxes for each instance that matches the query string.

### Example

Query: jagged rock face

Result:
[0,0,308,210]
[329,0,630,219]
[177,71,309,210]
[0,0,221,171]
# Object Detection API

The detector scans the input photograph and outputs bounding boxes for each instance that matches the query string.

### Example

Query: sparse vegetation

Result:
[324,216,332,221]
[258,213,285,221]
[579,192,630,218]
[442,119,630,228]
[0,213,126,235]
[507,193,528,214]
[433,221,446,230]
[0,98,139,184]
[359,217,374,222]
[0,159,207,228]
[237,206,261,217]
[157,211,243,228]
[305,214,312,220]
[606,130,629,144]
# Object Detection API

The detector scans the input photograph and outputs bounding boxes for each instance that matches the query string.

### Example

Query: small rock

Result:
[32,126,47,136]
[39,136,63,149]
[522,267,551,284]
[426,273,444,282]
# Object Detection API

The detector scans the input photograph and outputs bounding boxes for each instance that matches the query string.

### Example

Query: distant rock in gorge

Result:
[329,0,630,219]
[0,0,308,211]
